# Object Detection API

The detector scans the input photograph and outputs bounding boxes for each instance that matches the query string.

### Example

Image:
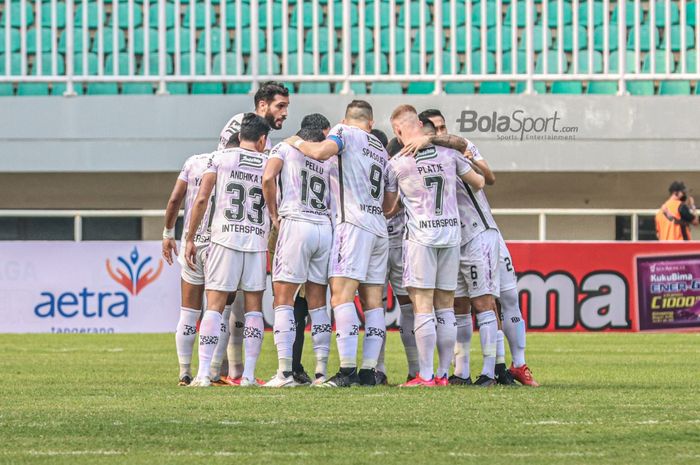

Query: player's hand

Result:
[399,135,431,156]
[285,135,302,147]
[162,238,178,265]
[185,239,197,271]
[271,215,281,232]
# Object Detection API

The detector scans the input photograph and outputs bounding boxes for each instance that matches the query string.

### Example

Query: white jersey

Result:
[386,207,405,248]
[218,112,274,152]
[386,145,470,248]
[457,164,499,245]
[178,153,214,246]
[206,147,270,252]
[327,124,389,238]
[269,142,331,224]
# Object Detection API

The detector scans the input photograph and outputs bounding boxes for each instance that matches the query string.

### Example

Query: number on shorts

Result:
[369,164,383,199]
[300,169,328,210]
[423,175,445,215]
[224,182,266,225]
[470,265,478,280]
[504,257,514,272]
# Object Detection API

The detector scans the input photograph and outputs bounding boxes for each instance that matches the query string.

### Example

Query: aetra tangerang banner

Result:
[508,242,700,332]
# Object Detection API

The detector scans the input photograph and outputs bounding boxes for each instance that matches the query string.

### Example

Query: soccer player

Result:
[386,105,485,387]
[185,114,271,387]
[261,113,334,387]
[162,152,214,386]
[284,100,392,387]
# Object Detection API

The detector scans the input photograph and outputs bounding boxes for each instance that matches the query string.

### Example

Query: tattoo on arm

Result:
[430,134,468,154]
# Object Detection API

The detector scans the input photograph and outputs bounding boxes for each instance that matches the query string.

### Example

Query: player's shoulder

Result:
[270,141,292,158]
[237,148,267,169]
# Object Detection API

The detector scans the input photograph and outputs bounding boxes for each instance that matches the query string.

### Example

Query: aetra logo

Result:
[456,109,578,141]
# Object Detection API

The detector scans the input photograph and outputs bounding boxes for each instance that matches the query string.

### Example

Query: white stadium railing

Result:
[0,208,660,241]
[1,0,699,94]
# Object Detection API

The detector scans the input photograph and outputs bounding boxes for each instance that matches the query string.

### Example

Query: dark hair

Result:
[296,127,326,143]
[386,137,404,157]
[301,113,331,131]
[419,116,436,134]
[254,81,289,107]
[345,99,373,121]
[418,109,445,121]
[370,129,389,149]
[669,181,687,194]
[239,113,271,142]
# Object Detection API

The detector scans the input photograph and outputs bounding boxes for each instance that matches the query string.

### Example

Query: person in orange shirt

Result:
[656,181,699,241]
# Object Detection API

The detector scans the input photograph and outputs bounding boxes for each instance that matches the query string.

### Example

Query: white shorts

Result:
[205,242,267,292]
[403,240,459,291]
[498,234,518,292]
[178,243,209,286]
[329,222,388,285]
[455,229,501,299]
[386,246,407,296]
[272,218,332,285]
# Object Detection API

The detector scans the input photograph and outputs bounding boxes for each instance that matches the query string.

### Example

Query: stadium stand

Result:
[0,0,699,95]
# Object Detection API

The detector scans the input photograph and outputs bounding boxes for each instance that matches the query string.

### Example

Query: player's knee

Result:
[471,295,496,313]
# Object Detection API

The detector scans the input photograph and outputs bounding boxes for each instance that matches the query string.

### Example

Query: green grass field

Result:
[1,332,699,465]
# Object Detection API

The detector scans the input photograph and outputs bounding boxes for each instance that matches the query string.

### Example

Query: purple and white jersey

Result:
[178,153,214,246]
[386,206,405,249]
[269,142,331,224]
[386,145,470,248]
[206,148,270,252]
[327,124,389,238]
[218,113,274,153]
[456,166,499,246]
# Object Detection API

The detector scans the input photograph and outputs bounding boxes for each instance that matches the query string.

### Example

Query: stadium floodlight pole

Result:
[64,0,76,96]
[525,0,534,94]
[157,0,168,95]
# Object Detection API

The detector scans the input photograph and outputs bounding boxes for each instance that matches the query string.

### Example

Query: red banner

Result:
[508,241,700,332]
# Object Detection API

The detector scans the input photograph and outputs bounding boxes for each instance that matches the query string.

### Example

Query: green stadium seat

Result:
[51,82,84,95]
[212,52,241,75]
[696,81,700,94]
[406,82,434,94]
[133,27,159,54]
[0,53,22,75]
[0,28,20,53]
[575,50,604,73]
[444,82,476,94]
[551,81,583,94]
[587,81,619,94]
[240,28,266,54]
[303,27,337,53]
[41,2,67,28]
[479,81,511,94]
[114,4,143,29]
[651,0,680,26]
[287,52,314,74]
[504,2,534,27]
[86,83,119,95]
[192,82,224,94]
[290,3,326,28]
[665,25,696,51]
[395,51,421,74]
[412,26,445,53]
[515,81,547,93]
[350,82,367,94]
[298,82,332,93]
[455,26,481,52]
[17,83,50,96]
[167,83,190,94]
[58,27,90,53]
[198,27,232,53]
[398,2,432,28]
[26,28,52,54]
[92,27,127,54]
[254,52,282,74]
[659,80,691,94]
[502,50,528,73]
[31,52,66,75]
[467,51,497,74]
[0,83,15,96]
[558,25,588,51]
[74,3,102,28]
[470,1,495,28]
[275,27,300,53]
[3,2,34,28]
[578,1,605,27]
[381,27,406,53]
[122,83,155,94]
[350,27,373,53]
[183,4,217,28]
[225,3,252,28]
[642,50,676,73]
[609,50,639,72]
[684,50,698,72]
[73,52,99,75]
[166,28,192,53]
[282,81,296,94]
[687,3,698,26]
[105,53,130,75]
[180,52,207,75]
[428,52,464,74]
[627,23,660,51]
[151,3,176,29]
[545,1,573,27]
[520,25,552,52]
[334,2,359,27]
[140,53,174,75]
[370,82,403,94]
[320,52,343,74]
[357,52,389,74]
[626,81,655,95]
[227,82,253,94]
[611,1,636,27]
[594,23,620,51]
[257,3,283,28]
[536,50,569,73]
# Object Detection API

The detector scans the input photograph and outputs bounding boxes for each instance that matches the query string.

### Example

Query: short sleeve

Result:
[204,154,218,175]
[177,159,190,182]
[467,141,483,161]
[327,124,345,152]
[269,142,286,161]
[385,159,399,193]
[453,151,472,176]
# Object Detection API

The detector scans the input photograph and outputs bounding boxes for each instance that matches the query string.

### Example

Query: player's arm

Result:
[383,191,400,218]
[400,134,468,156]
[185,173,216,270]
[162,179,187,265]
[262,158,283,231]
[459,169,485,192]
[284,135,339,161]
[464,142,496,186]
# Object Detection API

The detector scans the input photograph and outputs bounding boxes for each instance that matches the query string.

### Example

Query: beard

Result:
[265,113,284,130]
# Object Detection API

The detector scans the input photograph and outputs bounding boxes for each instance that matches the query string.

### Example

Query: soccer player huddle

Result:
[162,81,539,388]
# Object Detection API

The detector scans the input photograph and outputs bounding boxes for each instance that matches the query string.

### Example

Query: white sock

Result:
[413,312,436,380]
[435,308,457,379]
[334,302,360,369]
[454,314,472,379]
[476,310,497,379]
[361,308,386,370]
[500,287,527,367]
[175,307,200,378]
[196,310,222,379]
[399,303,419,376]
[242,311,264,381]
[309,306,331,376]
[376,332,386,373]
[273,305,295,373]
[227,303,245,378]
[209,305,231,380]
[496,329,506,365]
